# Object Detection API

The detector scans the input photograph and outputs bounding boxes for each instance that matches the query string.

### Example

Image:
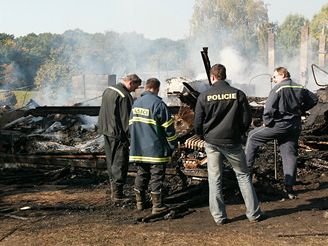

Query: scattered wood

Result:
[308,159,328,169]
[3,115,34,129]
[0,213,29,220]
[0,216,46,242]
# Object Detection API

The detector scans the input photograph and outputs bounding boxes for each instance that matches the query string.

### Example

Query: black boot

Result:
[134,189,146,211]
[150,192,168,214]
[111,182,129,202]
[283,185,297,199]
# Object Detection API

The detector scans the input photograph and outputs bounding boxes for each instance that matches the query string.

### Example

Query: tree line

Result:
[0,0,327,94]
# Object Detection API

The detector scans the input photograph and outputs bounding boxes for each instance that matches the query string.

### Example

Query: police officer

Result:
[245,67,318,199]
[98,74,141,201]
[129,78,177,214]
[194,64,263,225]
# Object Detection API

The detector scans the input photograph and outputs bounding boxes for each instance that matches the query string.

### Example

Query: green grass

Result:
[0,90,37,108]
[13,90,37,108]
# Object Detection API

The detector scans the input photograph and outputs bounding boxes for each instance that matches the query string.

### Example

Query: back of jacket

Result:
[98,83,133,141]
[263,79,318,126]
[129,92,177,164]
[194,80,252,145]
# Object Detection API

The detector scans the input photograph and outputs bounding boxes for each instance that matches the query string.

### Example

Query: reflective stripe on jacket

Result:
[98,83,133,140]
[263,79,318,126]
[129,91,177,164]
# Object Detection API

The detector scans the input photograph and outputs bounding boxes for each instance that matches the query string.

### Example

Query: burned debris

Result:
[1,75,328,222]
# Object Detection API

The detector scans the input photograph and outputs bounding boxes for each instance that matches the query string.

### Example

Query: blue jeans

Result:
[205,142,262,223]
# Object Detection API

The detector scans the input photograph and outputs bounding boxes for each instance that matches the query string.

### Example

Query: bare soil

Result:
[0,162,328,246]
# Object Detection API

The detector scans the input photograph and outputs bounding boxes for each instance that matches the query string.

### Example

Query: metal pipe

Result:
[274,139,278,179]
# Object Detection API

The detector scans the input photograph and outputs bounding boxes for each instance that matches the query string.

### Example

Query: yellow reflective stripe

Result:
[166,134,177,142]
[130,156,170,163]
[161,117,174,128]
[129,117,156,125]
[108,86,125,97]
[276,85,303,93]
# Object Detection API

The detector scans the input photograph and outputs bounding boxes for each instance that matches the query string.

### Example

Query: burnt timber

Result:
[0,153,209,178]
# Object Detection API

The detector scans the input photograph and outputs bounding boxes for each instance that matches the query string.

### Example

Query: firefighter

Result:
[245,67,318,199]
[129,78,177,214]
[98,74,141,201]
[194,64,263,224]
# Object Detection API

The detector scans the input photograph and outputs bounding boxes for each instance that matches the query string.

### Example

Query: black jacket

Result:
[98,83,133,141]
[263,79,318,126]
[194,80,251,145]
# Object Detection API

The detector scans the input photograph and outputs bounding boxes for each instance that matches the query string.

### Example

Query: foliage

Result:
[190,0,269,60]
[310,3,328,40]
[0,1,326,104]
[276,14,309,61]
[12,90,36,108]
[310,3,328,68]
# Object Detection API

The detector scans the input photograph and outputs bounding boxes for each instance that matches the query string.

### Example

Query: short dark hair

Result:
[124,74,142,85]
[210,64,226,80]
[275,67,290,78]
[145,78,160,90]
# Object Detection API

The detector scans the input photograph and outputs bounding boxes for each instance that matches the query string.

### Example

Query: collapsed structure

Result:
[0,76,327,179]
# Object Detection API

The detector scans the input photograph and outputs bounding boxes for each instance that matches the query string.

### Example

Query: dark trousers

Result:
[245,120,302,186]
[134,163,166,193]
[104,135,129,188]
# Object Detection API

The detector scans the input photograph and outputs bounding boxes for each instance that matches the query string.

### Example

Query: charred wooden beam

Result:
[0,153,106,169]
[25,106,101,117]
[24,105,181,117]
[0,154,193,177]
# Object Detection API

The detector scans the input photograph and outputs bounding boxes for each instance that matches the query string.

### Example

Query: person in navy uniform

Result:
[129,78,177,214]
[245,67,318,199]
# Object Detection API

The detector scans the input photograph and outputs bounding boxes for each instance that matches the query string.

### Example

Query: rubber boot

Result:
[111,182,129,202]
[134,189,146,211]
[151,192,168,214]
[283,185,297,199]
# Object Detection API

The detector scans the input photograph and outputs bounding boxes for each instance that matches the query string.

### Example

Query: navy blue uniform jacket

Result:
[263,79,318,126]
[129,91,177,164]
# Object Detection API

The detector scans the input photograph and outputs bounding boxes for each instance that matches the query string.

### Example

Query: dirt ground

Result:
[0,162,327,246]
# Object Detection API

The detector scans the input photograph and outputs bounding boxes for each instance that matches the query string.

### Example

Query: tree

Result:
[190,0,268,60]
[14,33,63,88]
[276,14,309,61]
[310,3,328,40]
[310,3,328,68]
[0,33,17,86]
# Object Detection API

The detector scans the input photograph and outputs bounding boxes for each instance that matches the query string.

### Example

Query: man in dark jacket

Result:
[194,64,263,225]
[98,74,141,201]
[245,67,318,199]
[129,78,177,214]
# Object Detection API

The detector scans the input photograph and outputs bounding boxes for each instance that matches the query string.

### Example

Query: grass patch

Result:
[0,90,37,108]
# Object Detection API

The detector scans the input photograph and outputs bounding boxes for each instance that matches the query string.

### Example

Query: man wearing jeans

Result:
[194,64,263,225]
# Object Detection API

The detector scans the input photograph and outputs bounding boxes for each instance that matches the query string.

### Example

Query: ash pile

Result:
[0,101,103,156]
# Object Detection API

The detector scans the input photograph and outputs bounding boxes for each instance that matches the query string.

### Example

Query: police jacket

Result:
[129,91,177,164]
[263,79,318,126]
[194,80,252,145]
[98,83,133,141]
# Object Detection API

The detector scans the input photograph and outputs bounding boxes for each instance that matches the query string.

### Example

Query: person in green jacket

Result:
[98,74,141,201]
